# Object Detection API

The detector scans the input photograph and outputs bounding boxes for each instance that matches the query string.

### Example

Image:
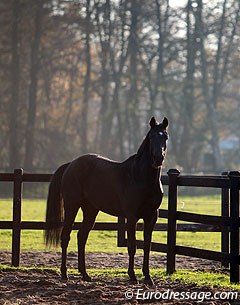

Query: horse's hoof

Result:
[61,275,68,282]
[82,274,92,282]
[143,277,154,286]
[129,277,138,284]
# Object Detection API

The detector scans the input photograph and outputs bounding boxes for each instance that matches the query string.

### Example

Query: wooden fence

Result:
[0,168,239,283]
[114,169,239,284]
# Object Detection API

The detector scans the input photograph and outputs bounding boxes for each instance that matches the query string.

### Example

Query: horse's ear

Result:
[149,117,157,128]
[162,117,168,129]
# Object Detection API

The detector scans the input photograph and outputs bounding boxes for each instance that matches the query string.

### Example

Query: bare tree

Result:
[94,0,111,154]
[179,0,196,172]
[126,0,141,152]
[9,0,20,170]
[80,0,92,153]
[193,0,240,172]
[106,0,129,158]
[24,0,44,170]
[1,0,240,172]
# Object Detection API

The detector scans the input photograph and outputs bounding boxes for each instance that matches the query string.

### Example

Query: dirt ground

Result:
[0,251,239,304]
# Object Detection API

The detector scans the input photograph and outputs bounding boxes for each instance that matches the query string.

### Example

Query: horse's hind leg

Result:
[78,204,98,281]
[61,204,79,280]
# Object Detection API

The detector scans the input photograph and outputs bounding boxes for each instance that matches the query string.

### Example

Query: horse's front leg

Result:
[142,210,158,286]
[126,217,137,283]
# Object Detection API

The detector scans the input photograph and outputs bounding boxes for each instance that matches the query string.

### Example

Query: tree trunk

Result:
[179,0,196,172]
[24,0,43,171]
[194,0,224,172]
[9,0,20,170]
[97,0,128,159]
[127,0,140,152]
[80,0,92,154]
[95,0,111,154]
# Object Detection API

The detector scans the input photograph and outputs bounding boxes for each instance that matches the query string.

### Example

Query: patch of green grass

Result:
[0,195,222,252]
[0,264,239,290]
[168,269,240,290]
[0,264,57,273]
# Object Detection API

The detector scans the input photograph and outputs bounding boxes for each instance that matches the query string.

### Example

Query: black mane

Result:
[136,132,150,158]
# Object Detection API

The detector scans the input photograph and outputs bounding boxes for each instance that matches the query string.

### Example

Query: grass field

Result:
[0,194,222,253]
[0,264,239,290]
[2,194,239,292]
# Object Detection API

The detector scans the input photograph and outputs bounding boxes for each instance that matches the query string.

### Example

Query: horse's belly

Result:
[90,199,125,217]
[84,184,124,217]
[96,194,123,216]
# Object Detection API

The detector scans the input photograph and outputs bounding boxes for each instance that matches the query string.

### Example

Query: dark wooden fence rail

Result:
[0,169,239,283]
[117,169,240,283]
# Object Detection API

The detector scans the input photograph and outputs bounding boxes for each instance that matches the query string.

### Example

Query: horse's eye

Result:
[159,132,163,136]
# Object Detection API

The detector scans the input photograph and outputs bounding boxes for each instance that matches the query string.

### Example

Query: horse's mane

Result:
[136,131,150,158]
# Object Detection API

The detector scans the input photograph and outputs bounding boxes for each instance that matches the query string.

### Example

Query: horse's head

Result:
[148,116,168,169]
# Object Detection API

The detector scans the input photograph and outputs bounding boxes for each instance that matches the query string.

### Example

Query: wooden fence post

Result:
[12,168,23,267]
[228,171,240,283]
[167,168,180,275]
[117,217,126,247]
[221,171,229,268]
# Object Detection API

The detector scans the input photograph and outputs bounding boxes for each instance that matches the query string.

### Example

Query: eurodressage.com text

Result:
[124,288,238,302]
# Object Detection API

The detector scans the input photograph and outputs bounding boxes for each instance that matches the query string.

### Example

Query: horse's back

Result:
[61,154,96,199]
[61,153,98,185]
[83,155,126,216]
[65,154,121,177]
[61,154,126,216]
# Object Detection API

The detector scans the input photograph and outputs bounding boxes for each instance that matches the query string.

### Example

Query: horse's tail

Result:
[44,162,70,247]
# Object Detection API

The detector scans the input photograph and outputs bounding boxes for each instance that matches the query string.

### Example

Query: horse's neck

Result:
[134,149,160,185]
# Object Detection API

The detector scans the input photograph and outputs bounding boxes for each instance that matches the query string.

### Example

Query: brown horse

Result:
[45,116,168,285]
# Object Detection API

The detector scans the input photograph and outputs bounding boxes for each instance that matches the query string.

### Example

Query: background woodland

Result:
[0,0,240,174]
